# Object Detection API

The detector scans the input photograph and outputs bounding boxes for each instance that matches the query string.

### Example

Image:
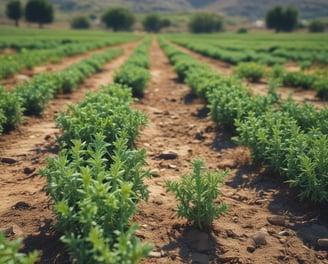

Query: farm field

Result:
[0,28,327,264]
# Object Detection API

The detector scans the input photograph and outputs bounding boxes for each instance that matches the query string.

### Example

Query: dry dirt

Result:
[0,37,327,264]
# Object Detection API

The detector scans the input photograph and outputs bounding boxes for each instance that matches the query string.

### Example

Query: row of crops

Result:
[0,32,141,79]
[159,36,328,203]
[1,34,153,262]
[39,38,153,263]
[167,34,328,100]
[166,33,328,65]
[0,48,124,134]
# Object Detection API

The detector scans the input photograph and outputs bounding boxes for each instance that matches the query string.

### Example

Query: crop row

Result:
[166,37,328,99]
[166,34,328,66]
[0,28,141,51]
[159,37,328,203]
[0,38,132,79]
[114,36,152,97]
[234,62,328,99]
[0,48,123,134]
[40,81,152,262]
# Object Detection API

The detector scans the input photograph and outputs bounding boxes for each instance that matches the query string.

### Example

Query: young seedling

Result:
[165,159,228,230]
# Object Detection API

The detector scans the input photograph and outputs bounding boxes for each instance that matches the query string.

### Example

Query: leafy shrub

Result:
[13,74,56,115]
[0,232,39,264]
[114,65,150,97]
[281,71,317,89]
[237,28,248,33]
[234,62,266,82]
[314,77,328,99]
[308,19,325,33]
[71,15,91,29]
[268,64,285,80]
[40,83,152,263]
[166,159,228,230]
[0,87,23,132]
[235,111,328,202]
[189,12,224,33]
[101,7,135,31]
[114,39,151,97]
[56,86,147,158]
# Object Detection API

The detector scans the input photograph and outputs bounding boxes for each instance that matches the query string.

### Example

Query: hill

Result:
[48,0,328,20]
[0,0,327,23]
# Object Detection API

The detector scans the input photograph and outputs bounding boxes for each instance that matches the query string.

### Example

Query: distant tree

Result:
[265,6,298,32]
[142,14,171,33]
[101,7,135,32]
[189,12,224,33]
[237,28,248,34]
[160,18,171,28]
[282,7,298,32]
[25,0,54,28]
[71,16,91,29]
[6,0,23,27]
[308,19,325,33]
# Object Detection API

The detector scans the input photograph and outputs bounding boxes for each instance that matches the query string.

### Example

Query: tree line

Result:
[5,0,326,33]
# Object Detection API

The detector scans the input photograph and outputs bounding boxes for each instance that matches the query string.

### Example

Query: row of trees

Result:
[6,0,53,28]
[6,1,326,33]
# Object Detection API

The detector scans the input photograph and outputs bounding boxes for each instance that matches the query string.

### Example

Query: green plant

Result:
[0,232,39,264]
[234,62,266,82]
[0,87,23,132]
[314,77,328,99]
[114,65,150,97]
[165,159,228,230]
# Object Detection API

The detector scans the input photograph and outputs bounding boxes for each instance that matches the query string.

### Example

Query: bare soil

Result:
[0,38,327,264]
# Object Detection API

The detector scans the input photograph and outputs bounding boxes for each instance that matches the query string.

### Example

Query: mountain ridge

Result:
[48,0,328,20]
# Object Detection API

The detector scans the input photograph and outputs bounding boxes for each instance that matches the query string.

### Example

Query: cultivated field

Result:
[0,28,327,263]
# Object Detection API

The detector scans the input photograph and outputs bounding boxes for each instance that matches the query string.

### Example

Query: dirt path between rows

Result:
[0,37,327,264]
[173,43,328,109]
[0,40,139,263]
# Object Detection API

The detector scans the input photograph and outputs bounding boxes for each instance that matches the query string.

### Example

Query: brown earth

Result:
[0,37,327,264]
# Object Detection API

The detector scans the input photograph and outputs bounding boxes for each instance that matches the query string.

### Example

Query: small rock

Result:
[23,167,35,175]
[12,224,24,237]
[158,150,178,160]
[252,231,267,246]
[318,238,328,248]
[12,201,32,210]
[232,217,238,223]
[168,164,177,169]
[195,131,205,140]
[150,169,160,177]
[247,246,256,253]
[278,230,290,236]
[148,251,162,258]
[191,253,209,264]
[267,215,286,226]
[1,157,18,164]
[255,199,267,205]
[279,237,287,244]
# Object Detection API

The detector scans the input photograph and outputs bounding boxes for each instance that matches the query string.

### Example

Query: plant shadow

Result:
[22,218,70,264]
[161,223,224,263]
